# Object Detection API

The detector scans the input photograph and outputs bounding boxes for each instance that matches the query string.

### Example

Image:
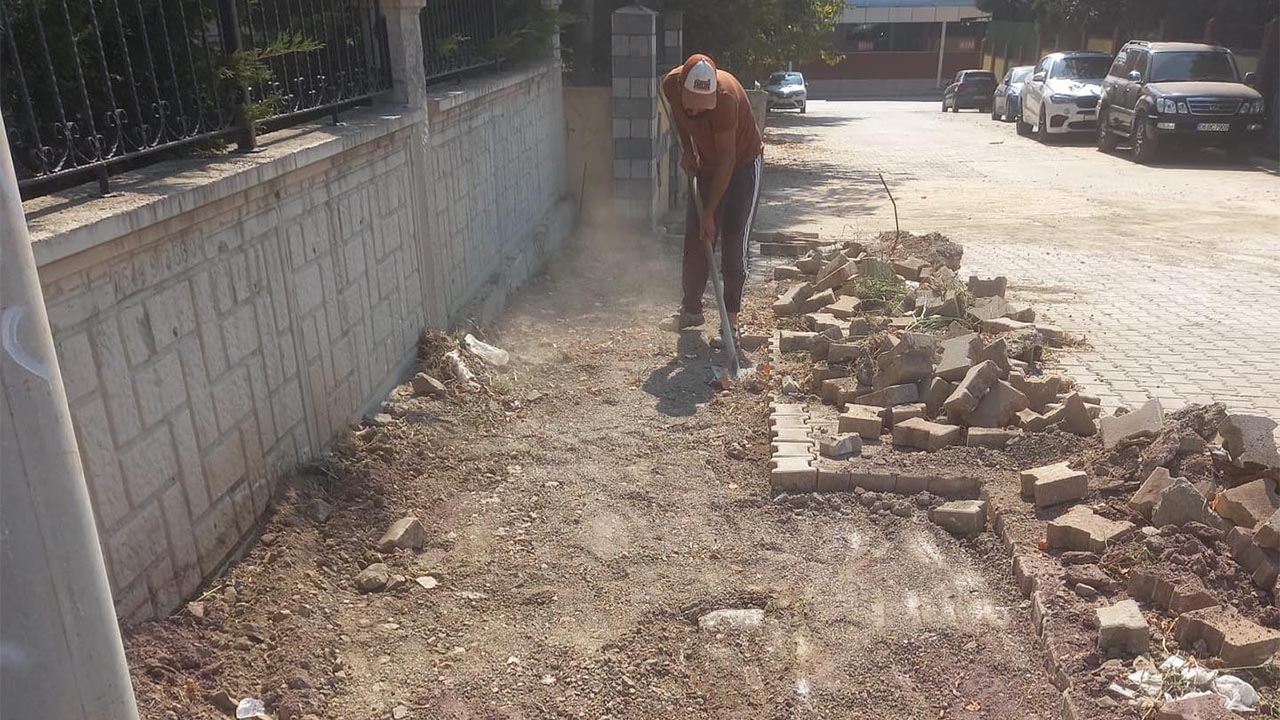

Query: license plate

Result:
[1197,123,1230,132]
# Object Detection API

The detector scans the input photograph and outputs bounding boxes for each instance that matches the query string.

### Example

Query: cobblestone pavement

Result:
[756,100,1280,440]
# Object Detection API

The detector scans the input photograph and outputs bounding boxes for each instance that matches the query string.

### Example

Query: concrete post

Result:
[611,4,660,227]
[936,20,948,88]
[382,0,428,105]
[0,120,140,718]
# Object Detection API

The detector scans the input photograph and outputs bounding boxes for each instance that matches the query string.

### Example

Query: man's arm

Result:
[702,125,737,218]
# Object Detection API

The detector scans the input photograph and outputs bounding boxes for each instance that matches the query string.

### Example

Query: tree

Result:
[664,0,844,79]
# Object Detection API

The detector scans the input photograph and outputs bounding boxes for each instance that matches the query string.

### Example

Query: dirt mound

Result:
[876,231,964,270]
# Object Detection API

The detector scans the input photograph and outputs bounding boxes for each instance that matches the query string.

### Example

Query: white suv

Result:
[1018,51,1114,142]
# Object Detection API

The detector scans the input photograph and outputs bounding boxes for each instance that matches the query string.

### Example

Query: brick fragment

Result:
[1218,413,1280,470]
[1096,599,1149,656]
[929,500,987,537]
[1175,606,1280,667]
[1021,461,1088,507]
[377,517,427,553]
[1255,510,1280,549]
[1216,478,1280,530]
[1047,506,1134,553]
[967,275,1007,298]
[924,377,956,418]
[965,380,1029,428]
[773,282,813,316]
[839,405,884,439]
[888,403,926,427]
[1152,477,1229,531]
[818,434,861,460]
[934,333,980,382]
[943,360,1001,418]
[892,417,963,452]
[1129,467,1176,519]
[1061,392,1097,436]
[1100,398,1164,450]
[858,383,919,408]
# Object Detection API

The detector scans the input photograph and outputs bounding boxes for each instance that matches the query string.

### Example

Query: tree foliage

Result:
[664,0,844,79]
[978,0,1278,37]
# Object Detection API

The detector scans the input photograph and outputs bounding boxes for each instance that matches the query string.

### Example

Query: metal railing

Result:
[420,0,499,85]
[1,0,392,198]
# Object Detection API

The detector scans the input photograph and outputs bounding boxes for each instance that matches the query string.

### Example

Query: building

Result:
[802,0,991,98]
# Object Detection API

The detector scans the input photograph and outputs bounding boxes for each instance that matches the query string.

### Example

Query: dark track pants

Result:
[682,153,763,316]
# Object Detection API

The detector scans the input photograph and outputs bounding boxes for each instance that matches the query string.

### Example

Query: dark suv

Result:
[1097,41,1265,163]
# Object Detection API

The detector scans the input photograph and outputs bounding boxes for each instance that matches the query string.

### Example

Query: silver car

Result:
[766,71,807,113]
[992,65,1034,122]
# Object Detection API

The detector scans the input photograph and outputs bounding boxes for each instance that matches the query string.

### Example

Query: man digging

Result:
[658,53,764,354]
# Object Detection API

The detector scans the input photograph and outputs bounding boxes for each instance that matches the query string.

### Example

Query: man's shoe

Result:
[658,310,705,331]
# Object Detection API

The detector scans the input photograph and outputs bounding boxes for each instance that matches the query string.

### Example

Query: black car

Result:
[1097,41,1265,163]
[942,70,996,113]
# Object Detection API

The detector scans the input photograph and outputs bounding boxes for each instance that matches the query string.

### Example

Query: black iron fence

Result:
[1,0,392,198]
[420,0,499,84]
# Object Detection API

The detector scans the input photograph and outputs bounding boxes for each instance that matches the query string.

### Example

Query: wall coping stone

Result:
[23,105,424,267]
[426,59,561,115]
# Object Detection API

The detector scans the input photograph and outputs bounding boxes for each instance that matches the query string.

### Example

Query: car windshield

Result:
[1149,52,1238,83]
[768,72,804,86]
[1050,57,1110,80]
[964,72,995,84]
[1010,67,1032,83]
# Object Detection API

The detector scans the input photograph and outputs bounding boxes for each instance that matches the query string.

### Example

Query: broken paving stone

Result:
[1225,527,1280,590]
[827,295,863,319]
[773,282,814,316]
[943,360,1002,418]
[976,338,1012,376]
[966,296,1012,323]
[934,333,981,382]
[1020,461,1088,507]
[1096,599,1149,656]
[804,312,843,332]
[1130,467,1177,519]
[1128,570,1218,615]
[858,256,897,280]
[892,257,928,281]
[1060,551,1099,565]
[814,260,857,292]
[412,373,447,397]
[1100,398,1164,450]
[892,417,963,452]
[888,403,927,427]
[982,317,1034,335]
[698,608,764,632]
[818,433,862,459]
[821,377,863,406]
[1065,564,1117,592]
[377,517,428,553]
[801,289,838,313]
[1216,478,1280,530]
[1155,695,1240,720]
[839,405,885,439]
[779,330,817,354]
[1174,606,1280,667]
[355,563,392,593]
[1061,392,1098,436]
[966,427,1021,449]
[1009,374,1061,413]
[929,500,987,537]
[1152,477,1229,531]
[826,342,862,364]
[773,265,803,281]
[857,383,919,408]
[1255,510,1280,549]
[1048,506,1135,553]
[967,275,1007,298]
[964,380,1030,429]
[924,377,956,418]
[1018,405,1066,433]
[875,332,936,388]
[1218,413,1280,470]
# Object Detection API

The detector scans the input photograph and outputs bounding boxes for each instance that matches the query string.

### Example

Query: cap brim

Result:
[682,90,717,111]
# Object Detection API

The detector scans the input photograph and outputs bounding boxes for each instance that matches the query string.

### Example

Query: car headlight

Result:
[1156,98,1175,114]
[1176,101,1189,114]
[1049,94,1073,104]
[1242,99,1264,114]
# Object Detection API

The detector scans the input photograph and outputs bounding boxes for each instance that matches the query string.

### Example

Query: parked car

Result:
[942,70,997,112]
[1018,51,1113,141]
[765,71,807,113]
[1097,41,1265,163]
[992,65,1034,122]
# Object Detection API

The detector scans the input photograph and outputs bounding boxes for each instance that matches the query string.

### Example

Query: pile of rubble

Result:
[758,231,1280,717]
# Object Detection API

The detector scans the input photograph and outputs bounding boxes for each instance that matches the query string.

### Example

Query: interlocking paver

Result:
[758,101,1280,446]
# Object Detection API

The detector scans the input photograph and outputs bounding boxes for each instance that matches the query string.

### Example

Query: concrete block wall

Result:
[611,4,660,225]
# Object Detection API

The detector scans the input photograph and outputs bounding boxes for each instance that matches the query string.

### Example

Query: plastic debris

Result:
[1121,655,1257,712]
[463,334,509,367]
[235,698,271,719]
[443,350,478,388]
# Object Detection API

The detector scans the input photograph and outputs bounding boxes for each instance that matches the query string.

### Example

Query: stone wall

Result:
[24,63,570,624]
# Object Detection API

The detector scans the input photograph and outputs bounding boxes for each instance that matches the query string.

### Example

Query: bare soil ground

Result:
[125,231,1062,720]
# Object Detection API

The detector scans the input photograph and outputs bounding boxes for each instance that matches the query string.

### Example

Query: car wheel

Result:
[1096,108,1118,152]
[1132,115,1160,164]
[952,101,960,113]
[991,104,1000,120]
[799,101,806,114]
[1004,100,1016,122]
[1016,110,1033,136]
[1037,107,1050,143]
[941,99,949,112]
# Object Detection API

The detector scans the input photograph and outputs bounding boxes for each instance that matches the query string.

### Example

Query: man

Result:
[660,54,764,349]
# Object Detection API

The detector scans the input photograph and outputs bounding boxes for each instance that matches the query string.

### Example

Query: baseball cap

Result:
[682,55,718,111]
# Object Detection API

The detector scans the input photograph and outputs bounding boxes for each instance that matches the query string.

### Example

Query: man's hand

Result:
[680,153,698,177]
[699,208,718,246]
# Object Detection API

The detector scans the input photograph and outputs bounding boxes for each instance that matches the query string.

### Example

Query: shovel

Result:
[688,175,746,389]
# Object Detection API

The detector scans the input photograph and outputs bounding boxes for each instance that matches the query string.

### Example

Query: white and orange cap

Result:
[682,55,718,111]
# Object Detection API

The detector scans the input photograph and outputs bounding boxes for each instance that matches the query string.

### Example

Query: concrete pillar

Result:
[0,120,140,718]
[611,4,659,227]
[936,20,948,88]
[383,0,428,105]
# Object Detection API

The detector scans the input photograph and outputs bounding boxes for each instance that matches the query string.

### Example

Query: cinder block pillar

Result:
[383,0,428,106]
[611,4,659,226]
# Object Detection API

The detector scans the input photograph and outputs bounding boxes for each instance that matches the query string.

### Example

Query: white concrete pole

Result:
[0,117,140,719]
[936,20,949,88]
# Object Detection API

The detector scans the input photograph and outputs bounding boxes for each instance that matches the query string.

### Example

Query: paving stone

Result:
[770,413,808,429]
[826,342,862,364]
[1008,374,1060,413]
[377,517,427,553]
[892,417,962,452]
[935,333,981,382]
[848,317,874,337]
[827,295,863,319]
[965,381,1030,429]
[1006,304,1036,323]
[794,250,824,275]
[928,474,981,499]
[810,363,852,385]
[858,256,896,280]
[888,403,926,427]
[1036,324,1067,343]
[967,275,1007,298]
[920,291,961,318]
[893,257,928,280]
[804,312,843,332]
[779,330,817,354]
[1047,506,1135,553]
[1152,477,1229,531]
[1216,478,1280,530]
[771,426,812,443]
[770,456,816,492]
[773,282,813,315]
[1064,563,1118,593]
[1100,398,1164,450]
[1129,467,1177,519]
[982,317,1035,334]
[924,377,956,418]
[821,377,863,406]
[773,265,803,281]
[839,405,885,439]
[1024,461,1088,507]
[1218,414,1280,470]
[1061,392,1098,437]
[771,441,815,457]
[801,288,838,313]
[815,461,852,492]
[1018,404,1066,433]
[1255,510,1280,549]
[976,337,1012,375]
[818,433,861,459]
[814,260,856,292]
[1225,527,1280,590]
[966,295,1012,323]
[849,470,897,493]
[857,383,919,408]
[1174,606,1280,667]
[1096,599,1149,656]
[929,500,987,537]
[966,427,1021,449]
[1155,695,1240,720]
[875,332,936,388]
[770,402,808,415]
[943,360,1002,418]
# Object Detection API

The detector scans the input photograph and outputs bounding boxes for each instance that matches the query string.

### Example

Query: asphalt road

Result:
[756,100,1280,438]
